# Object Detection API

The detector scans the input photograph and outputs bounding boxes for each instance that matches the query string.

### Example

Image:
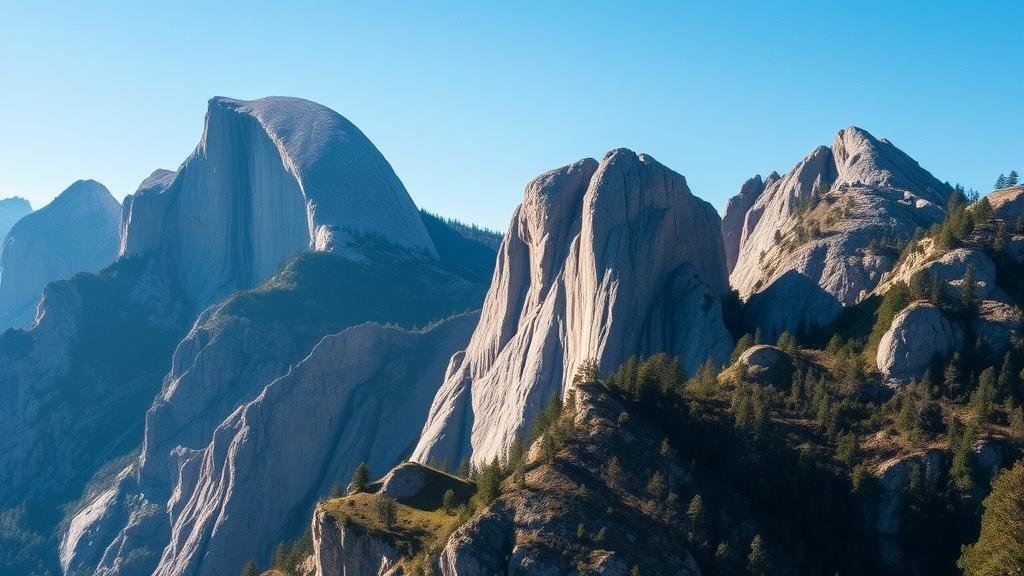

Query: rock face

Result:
[871,450,946,569]
[722,173,776,273]
[312,508,400,576]
[63,311,478,576]
[60,236,489,576]
[0,180,120,329]
[0,196,32,238]
[876,302,963,383]
[0,255,191,575]
[988,185,1024,224]
[412,149,732,468]
[119,96,437,310]
[435,385,701,576]
[728,127,951,339]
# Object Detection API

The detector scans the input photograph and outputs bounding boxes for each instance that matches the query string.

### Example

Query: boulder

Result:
[412,149,733,468]
[921,248,999,302]
[877,302,963,384]
[739,344,793,385]
[973,300,1020,357]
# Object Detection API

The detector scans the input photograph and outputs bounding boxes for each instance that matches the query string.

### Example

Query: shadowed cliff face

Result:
[412,149,733,469]
[0,180,120,330]
[120,96,438,311]
[726,127,952,340]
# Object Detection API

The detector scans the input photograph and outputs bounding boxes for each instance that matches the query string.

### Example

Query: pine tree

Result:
[958,461,1024,575]
[776,331,797,356]
[646,471,666,499]
[996,352,1015,402]
[731,334,754,364]
[475,457,503,505]
[1007,170,1020,187]
[271,542,288,570]
[943,353,964,398]
[995,174,1008,190]
[971,367,997,425]
[442,489,457,514]
[715,542,737,574]
[349,462,370,494]
[961,264,978,310]
[747,534,770,576]
[605,456,622,488]
[687,494,706,543]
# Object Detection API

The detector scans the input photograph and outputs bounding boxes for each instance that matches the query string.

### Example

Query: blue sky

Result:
[1,1,1021,230]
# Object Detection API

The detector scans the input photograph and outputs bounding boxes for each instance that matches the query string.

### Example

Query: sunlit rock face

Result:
[0,179,120,329]
[413,149,733,468]
[728,127,952,339]
[119,96,437,309]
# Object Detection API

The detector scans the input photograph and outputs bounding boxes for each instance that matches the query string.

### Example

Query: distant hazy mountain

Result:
[0,180,119,330]
[0,196,32,239]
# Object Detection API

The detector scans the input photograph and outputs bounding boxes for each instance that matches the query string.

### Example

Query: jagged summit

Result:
[832,126,948,200]
[413,148,732,467]
[119,95,437,308]
[0,179,120,329]
[727,126,952,338]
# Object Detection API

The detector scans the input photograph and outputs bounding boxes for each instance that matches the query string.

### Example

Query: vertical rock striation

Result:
[413,149,732,468]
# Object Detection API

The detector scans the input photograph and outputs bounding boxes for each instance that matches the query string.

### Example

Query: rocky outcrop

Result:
[876,302,963,384]
[0,196,31,238]
[118,96,437,310]
[973,300,1020,357]
[61,247,488,576]
[119,169,176,258]
[0,255,191,575]
[312,508,400,576]
[722,173,777,273]
[988,185,1024,225]
[435,385,701,575]
[731,127,951,339]
[413,149,732,468]
[871,450,945,569]
[0,180,120,329]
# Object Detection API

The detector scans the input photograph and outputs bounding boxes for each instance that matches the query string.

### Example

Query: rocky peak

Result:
[0,196,32,238]
[832,127,948,202]
[119,95,437,309]
[730,127,951,339]
[0,180,120,329]
[723,174,765,273]
[413,148,732,468]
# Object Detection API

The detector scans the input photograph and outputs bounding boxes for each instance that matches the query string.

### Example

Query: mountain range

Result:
[1,95,1021,576]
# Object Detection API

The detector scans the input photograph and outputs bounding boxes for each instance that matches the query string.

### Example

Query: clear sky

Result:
[1,1,1021,230]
